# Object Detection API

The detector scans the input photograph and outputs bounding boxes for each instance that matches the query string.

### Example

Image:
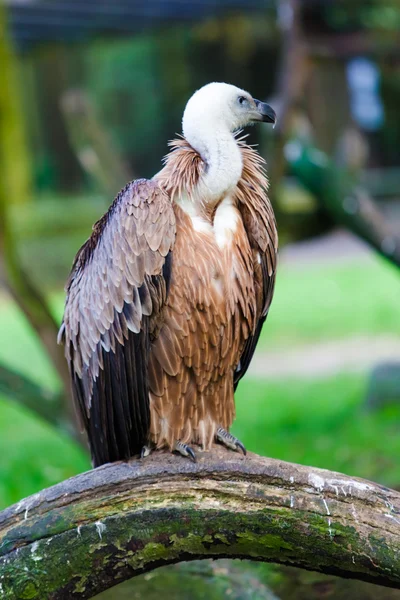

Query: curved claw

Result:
[216,427,247,456]
[174,440,197,463]
[140,445,151,459]
[185,445,197,462]
[235,439,247,456]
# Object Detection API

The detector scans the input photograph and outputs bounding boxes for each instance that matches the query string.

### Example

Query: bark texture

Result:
[1,448,400,599]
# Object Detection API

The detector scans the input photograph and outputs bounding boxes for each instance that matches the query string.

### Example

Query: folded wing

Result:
[234,143,278,388]
[59,179,176,466]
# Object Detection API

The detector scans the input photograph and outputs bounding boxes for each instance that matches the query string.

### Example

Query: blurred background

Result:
[1,0,400,597]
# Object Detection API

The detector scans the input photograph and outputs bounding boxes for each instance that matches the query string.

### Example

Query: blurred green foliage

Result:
[85,36,165,177]
[234,373,400,487]
[13,3,400,198]
[18,13,277,193]
[0,395,89,509]
[327,2,400,31]
[0,5,31,206]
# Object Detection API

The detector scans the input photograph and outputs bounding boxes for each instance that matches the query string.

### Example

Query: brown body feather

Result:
[59,138,277,465]
[152,138,277,449]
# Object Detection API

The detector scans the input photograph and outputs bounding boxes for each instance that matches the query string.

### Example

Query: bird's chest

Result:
[167,199,256,352]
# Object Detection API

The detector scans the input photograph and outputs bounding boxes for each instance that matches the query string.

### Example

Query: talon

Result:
[140,445,151,459]
[234,438,247,455]
[186,445,197,462]
[216,427,247,456]
[174,440,197,462]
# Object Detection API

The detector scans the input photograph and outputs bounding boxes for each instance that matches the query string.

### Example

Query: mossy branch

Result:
[1,448,400,599]
[287,140,400,270]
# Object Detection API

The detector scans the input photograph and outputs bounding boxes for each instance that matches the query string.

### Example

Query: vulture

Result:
[58,82,278,466]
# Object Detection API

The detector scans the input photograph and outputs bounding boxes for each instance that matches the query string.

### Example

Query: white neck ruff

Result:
[183,120,243,206]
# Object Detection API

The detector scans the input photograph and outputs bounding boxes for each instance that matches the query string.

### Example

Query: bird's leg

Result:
[174,440,197,462]
[216,427,247,455]
[140,445,152,459]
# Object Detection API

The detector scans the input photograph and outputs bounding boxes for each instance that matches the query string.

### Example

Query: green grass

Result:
[234,374,400,488]
[0,299,60,392]
[261,255,400,349]
[0,395,90,509]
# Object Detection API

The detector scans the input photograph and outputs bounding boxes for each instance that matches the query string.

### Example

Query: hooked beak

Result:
[254,99,276,124]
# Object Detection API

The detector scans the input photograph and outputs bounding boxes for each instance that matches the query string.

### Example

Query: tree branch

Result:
[266,0,310,201]
[60,89,133,199]
[286,138,400,269]
[1,448,400,599]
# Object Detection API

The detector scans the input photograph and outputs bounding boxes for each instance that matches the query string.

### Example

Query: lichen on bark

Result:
[1,448,400,599]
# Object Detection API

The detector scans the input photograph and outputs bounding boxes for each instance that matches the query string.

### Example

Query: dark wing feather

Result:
[58,179,176,466]
[234,196,278,390]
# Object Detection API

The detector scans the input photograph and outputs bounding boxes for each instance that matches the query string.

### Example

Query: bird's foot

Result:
[216,427,247,455]
[140,445,152,459]
[174,440,197,462]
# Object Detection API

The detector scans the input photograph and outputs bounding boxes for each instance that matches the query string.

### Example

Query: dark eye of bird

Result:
[238,96,246,105]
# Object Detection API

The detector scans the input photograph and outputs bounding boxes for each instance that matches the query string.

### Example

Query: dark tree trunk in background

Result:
[0,6,79,434]
[266,0,310,201]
